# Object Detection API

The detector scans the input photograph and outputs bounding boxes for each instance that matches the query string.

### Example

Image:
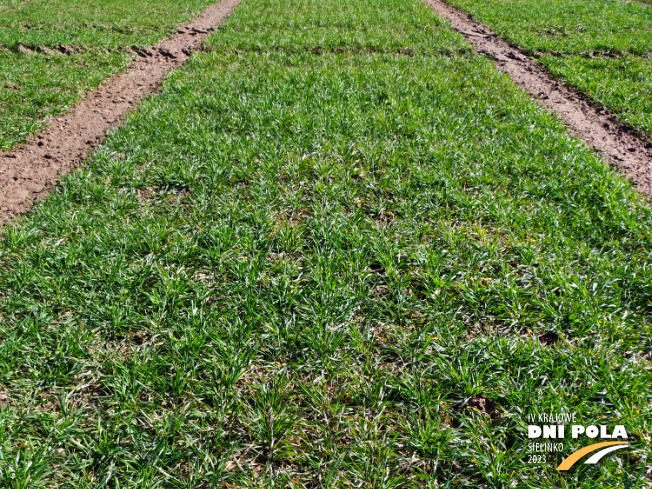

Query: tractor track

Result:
[423,0,652,196]
[0,0,242,224]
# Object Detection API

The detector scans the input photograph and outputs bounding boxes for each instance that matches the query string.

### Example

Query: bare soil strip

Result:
[423,0,652,196]
[0,0,242,224]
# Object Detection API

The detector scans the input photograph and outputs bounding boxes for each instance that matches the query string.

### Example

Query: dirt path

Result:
[422,0,652,196]
[0,0,242,224]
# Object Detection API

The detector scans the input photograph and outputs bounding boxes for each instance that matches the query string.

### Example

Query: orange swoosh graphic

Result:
[557,441,628,470]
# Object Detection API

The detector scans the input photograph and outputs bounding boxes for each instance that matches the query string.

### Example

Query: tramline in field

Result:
[0,0,649,487]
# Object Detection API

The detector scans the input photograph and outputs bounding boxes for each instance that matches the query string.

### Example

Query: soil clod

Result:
[466,394,500,420]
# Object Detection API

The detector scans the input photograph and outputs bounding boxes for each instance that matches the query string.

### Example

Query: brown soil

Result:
[467,395,500,420]
[452,394,501,422]
[0,0,242,224]
[538,331,559,346]
[423,0,652,196]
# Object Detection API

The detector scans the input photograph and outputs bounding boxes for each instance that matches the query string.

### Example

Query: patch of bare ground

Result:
[538,331,560,346]
[458,394,501,420]
[422,0,652,197]
[0,0,242,224]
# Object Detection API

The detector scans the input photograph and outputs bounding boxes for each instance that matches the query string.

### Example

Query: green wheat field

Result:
[0,0,650,487]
